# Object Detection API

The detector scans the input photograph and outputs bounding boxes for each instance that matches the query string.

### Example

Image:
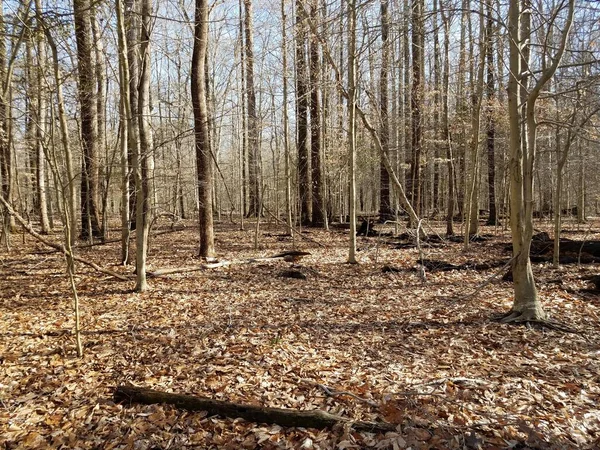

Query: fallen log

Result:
[147,261,231,277]
[114,386,396,432]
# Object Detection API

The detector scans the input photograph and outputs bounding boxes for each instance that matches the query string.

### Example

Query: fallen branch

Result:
[147,261,230,278]
[114,385,396,432]
[299,378,379,408]
[0,195,129,281]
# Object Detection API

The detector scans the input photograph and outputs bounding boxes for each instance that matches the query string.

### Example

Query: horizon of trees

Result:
[0,0,598,309]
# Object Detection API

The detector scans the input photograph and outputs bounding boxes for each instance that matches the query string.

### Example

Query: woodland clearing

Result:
[1,218,599,449]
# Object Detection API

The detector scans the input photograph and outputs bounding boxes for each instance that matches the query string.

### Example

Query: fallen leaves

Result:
[1,221,599,448]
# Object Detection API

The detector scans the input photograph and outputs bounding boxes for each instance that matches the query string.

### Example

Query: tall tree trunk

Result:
[134,0,153,292]
[116,0,131,264]
[464,1,486,243]
[281,0,293,236]
[431,0,441,218]
[347,0,357,263]
[309,0,324,227]
[504,0,574,322]
[440,1,454,236]
[34,19,50,233]
[485,0,497,226]
[192,0,215,257]
[0,0,10,247]
[378,0,392,221]
[91,6,107,240]
[295,0,311,225]
[126,0,139,231]
[40,8,77,246]
[73,0,102,240]
[410,0,423,218]
[244,0,260,218]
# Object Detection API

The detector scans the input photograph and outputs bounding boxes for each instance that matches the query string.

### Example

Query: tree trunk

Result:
[440,3,454,236]
[378,0,392,221]
[485,0,497,226]
[116,0,131,265]
[347,0,357,263]
[295,0,311,226]
[135,0,153,292]
[281,0,293,236]
[505,0,574,322]
[192,0,215,258]
[244,0,261,218]
[309,0,324,227]
[410,0,423,218]
[91,6,108,240]
[126,0,139,232]
[0,0,10,247]
[73,0,102,240]
[35,18,50,233]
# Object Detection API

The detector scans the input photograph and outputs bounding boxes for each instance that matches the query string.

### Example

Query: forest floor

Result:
[1,217,599,449]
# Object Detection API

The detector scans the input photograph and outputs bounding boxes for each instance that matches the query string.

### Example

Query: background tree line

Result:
[0,0,598,303]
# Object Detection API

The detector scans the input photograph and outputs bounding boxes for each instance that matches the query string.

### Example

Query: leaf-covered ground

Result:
[1,220,599,449]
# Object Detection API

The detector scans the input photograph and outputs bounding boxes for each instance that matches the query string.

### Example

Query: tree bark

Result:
[309,0,324,227]
[135,0,153,291]
[73,0,102,240]
[410,0,424,218]
[295,0,311,225]
[347,0,357,263]
[485,0,497,226]
[114,386,396,432]
[505,0,574,322]
[378,0,392,221]
[192,0,215,257]
[244,0,261,218]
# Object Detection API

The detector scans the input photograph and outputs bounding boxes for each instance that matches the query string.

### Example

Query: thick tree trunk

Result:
[73,0,102,240]
[192,0,215,258]
[126,0,139,231]
[410,0,423,218]
[378,0,392,221]
[135,0,153,292]
[244,0,261,218]
[309,0,324,227]
[485,0,497,226]
[296,0,311,226]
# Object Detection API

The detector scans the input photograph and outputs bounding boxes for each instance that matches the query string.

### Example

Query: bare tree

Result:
[192,0,215,257]
[296,0,311,226]
[309,0,324,227]
[503,0,574,323]
[244,0,261,218]
[73,0,102,240]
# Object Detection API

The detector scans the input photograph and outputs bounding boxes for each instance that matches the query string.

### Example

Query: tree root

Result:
[493,311,579,333]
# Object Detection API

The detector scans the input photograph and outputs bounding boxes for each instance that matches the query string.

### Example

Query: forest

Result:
[0,0,599,448]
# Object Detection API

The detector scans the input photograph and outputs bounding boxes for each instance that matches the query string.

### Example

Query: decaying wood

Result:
[147,261,230,277]
[114,385,397,432]
[0,195,129,281]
